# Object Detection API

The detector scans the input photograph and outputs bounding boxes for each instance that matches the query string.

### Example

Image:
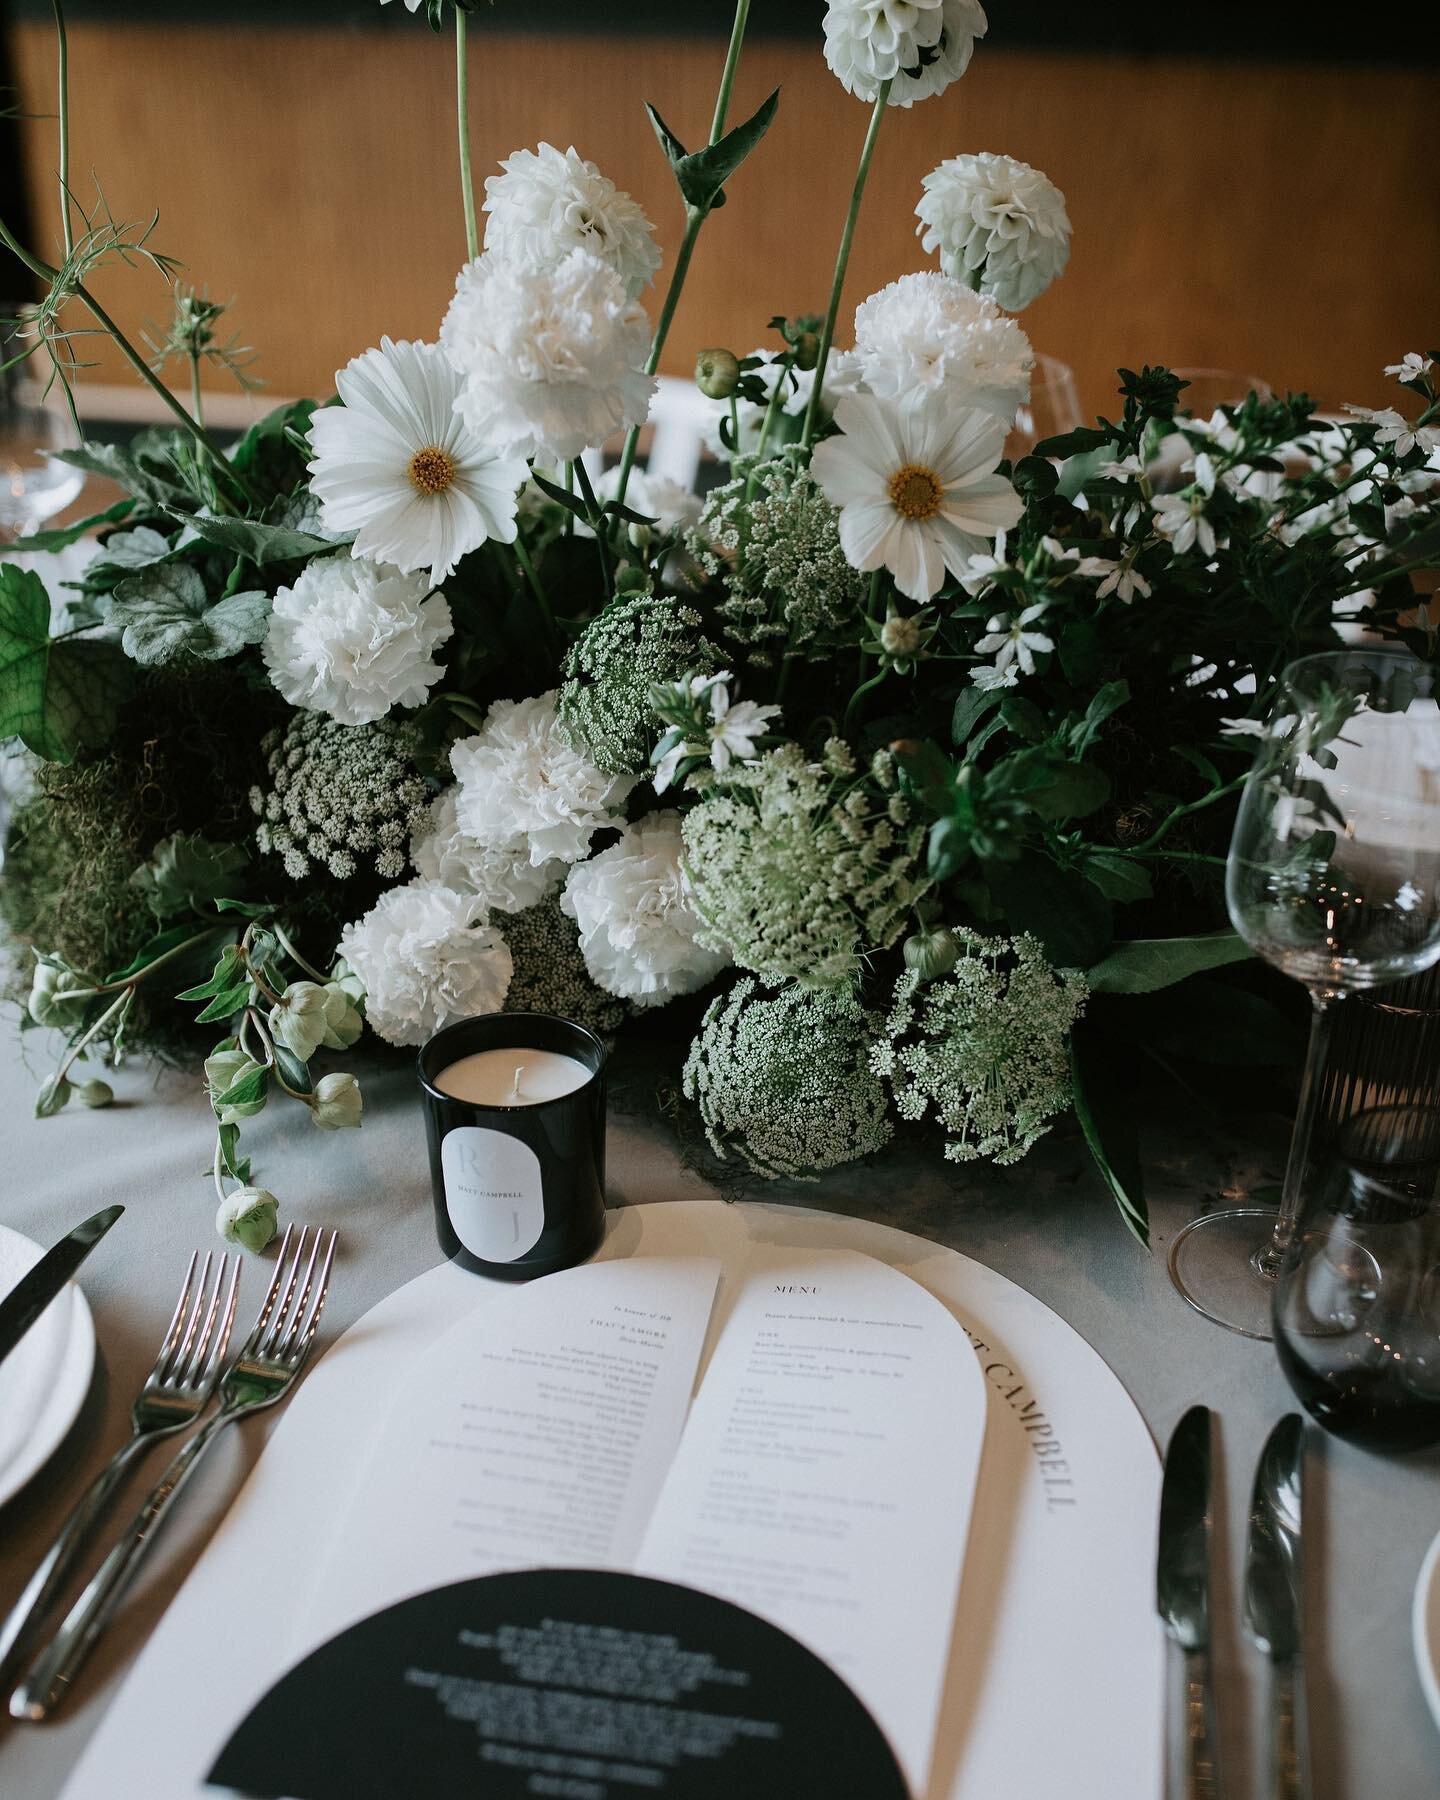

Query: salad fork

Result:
[11,1224,337,1722]
[0,1252,240,1689]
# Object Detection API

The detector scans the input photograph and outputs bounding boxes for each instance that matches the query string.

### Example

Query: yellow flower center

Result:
[888,462,944,520]
[407,445,456,495]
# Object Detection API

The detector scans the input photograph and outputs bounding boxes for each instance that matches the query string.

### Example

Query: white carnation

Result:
[916,152,1071,312]
[411,788,565,912]
[337,879,512,1048]
[823,0,987,108]
[262,555,452,726]
[561,812,728,1007]
[483,142,661,298]
[449,690,634,866]
[850,272,1033,421]
[440,249,657,462]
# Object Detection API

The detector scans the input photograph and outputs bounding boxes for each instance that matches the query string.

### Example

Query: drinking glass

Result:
[0,384,84,538]
[1169,647,1440,1337]
[1273,1103,1440,1451]
[1005,354,1082,461]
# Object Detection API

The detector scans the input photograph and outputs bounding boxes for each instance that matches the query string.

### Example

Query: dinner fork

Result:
[11,1224,337,1722]
[0,1253,241,1690]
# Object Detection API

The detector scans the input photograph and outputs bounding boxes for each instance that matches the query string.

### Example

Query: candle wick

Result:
[511,1066,522,1099]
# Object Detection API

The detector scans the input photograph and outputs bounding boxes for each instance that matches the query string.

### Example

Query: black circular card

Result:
[207,1568,908,1799]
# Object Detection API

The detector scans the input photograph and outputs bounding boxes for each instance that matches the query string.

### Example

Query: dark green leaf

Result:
[162,510,338,567]
[176,944,242,1002]
[1069,679,1130,755]
[194,980,256,1023]
[1033,425,1115,460]
[0,564,132,762]
[1083,853,1154,903]
[998,694,1048,742]
[130,833,249,919]
[984,852,1113,968]
[52,443,188,509]
[1086,930,1252,992]
[1026,760,1111,822]
[644,101,688,169]
[0,499,135,552]
[216,1064,268,1109]
[1173,743,1222,790]
[668,87,780,212]
[214,896,272,917]
[952,683,1004,747]
[530,471,593,525]
[104,922,224,983]
[273,1044,313,1095]
[926,813,970,881]
[1071,1034,1149,1247]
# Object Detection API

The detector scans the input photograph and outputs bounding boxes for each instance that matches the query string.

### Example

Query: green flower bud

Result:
[695,348,741,400]
[903,927,960,981]
[319,983,364,1051]
[269,981,329,1061]
[215,1186,280,1254]
[205,1047,267,1124]
[76,1079,114,1108]
[881,613,923,658]
[328,957,365,1005]
[792,330,821,371]
[28,960,85,1027]
[310,1070,363,1131]
[34,1073,71,1118]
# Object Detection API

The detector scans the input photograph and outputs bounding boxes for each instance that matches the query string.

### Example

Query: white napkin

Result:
[0,1226,80,1491]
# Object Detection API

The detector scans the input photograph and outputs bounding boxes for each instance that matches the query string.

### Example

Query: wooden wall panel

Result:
[7,22,1437,424]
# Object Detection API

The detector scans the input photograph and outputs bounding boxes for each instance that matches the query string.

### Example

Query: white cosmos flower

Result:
[850,272,1033,422]
[823,0,987,108]
[811,391,1024,602]
[307,337,527,586]
[410,788,566,913]
[262,555,452,726]
[440,249,657,463]
[915,152,1071,312]
[337,880,512,1049]
[970,604,1053,686]
[561,811,728,1007]
[483,143,661,298]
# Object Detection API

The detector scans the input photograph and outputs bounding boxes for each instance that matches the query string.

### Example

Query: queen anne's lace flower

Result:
[823,0,987,109]
[483,143,661,298]
[681,744,928,988]
[440,249,656,462]
[870,930,1086,1163]
[501,895,631,1035]
[850,272,1033,419]
[262,555,452,726]
[410,789,565,912]
[683,978,892,1179]
[915,153,1071,312]
[450,690,634,866]
[557,595,720,775]
[337,879,513,1047]
[561,811,728,1007]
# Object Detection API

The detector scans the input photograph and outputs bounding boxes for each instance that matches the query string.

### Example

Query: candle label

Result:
[440,1128,545,1263]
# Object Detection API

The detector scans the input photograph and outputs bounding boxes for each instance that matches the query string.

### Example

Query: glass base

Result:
[1167,1207,1286,1340]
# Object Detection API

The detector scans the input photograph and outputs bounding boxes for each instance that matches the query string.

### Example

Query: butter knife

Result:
[1156,1404,1220,1800]
[0,1206,123,1372]
[1243,1413,1309,1800]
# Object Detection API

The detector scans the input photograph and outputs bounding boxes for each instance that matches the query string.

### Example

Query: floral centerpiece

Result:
[2,0,1436,1251]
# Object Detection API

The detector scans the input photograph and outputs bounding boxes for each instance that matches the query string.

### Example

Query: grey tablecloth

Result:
[0,1035,1436,1800]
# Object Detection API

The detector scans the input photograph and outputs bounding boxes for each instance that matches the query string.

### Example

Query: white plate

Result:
[0,1222,97,1508]
[1413,1527,1440,1735]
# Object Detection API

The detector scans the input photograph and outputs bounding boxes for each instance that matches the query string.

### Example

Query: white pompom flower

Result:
[811,391,1024,602]
[337,879,512,1049]
[440,249,657,462]
[307,337,528,586]
[483,142,661,298]
[262,555,452,727]
[916,153,1071,312]
[561,812,728,1008]
[823,0,987,109]
[851,272,1033,422]
[449,690,635,867]
[411,788,566,913]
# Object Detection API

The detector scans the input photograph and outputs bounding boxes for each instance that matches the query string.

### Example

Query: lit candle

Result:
[434,1047,592,1108]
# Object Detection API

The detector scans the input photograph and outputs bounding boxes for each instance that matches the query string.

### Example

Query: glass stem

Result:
[1263,988,1341,1274]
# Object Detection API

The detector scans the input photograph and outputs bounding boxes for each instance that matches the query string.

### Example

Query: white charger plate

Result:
[1413,1527,1440,1735]
[0,1222,96,1508]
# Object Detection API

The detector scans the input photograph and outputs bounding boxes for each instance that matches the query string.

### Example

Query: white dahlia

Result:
[440,249,657,462]
[823,0,987,108]
[561,812,728,1007]
[850,272,1033,421]
[449,690,634,866]
[262,556,452,726]
[410,788,565,913]
[483,142,661,298]
[916,153,1071,312]
[307,337,527,585]
[812,391,1024,602]
[337,879,512,1048]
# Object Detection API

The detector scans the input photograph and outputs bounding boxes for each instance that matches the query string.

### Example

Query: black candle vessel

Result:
[417,1012,608,1280]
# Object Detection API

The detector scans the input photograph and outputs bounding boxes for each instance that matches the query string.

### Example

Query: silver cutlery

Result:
[1243,1413,1309,1800]
[10,1224,337,1722]
[0,1205,123,1372]
[0,1251,239,1689]
[1156,1404,1220,1800]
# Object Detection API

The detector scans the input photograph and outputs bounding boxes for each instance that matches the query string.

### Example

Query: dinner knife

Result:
[0,1206,123,1372]
[1156,1404,1220,1800]
[1243,1413,1309,1800]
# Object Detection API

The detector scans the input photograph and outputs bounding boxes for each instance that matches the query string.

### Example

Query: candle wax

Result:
[435,1046,592,1107]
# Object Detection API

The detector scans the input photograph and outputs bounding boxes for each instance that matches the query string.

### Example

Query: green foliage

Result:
[1086,931,1253,993]
[129,833,250,920]
[0,563,132,761]
[108,563,270,664]
[646,87,780,212]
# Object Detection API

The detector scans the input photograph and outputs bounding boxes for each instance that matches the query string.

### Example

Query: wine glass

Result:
[1005,354,1082,461]
[1169,647,1440,1338]
[0,382,84,539]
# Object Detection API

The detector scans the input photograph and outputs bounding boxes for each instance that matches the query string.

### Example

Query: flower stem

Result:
[51,0,74,260]
[709,0,752,141]
[801,79,891,451]
[455,10,479,262]
[512,534,558,644]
